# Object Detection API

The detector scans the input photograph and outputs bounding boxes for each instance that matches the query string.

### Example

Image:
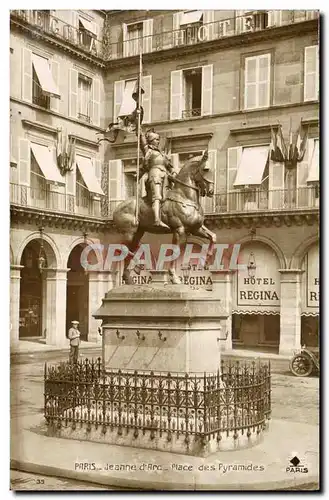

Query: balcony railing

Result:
[10,184,319,220]
[105,10,319,61]
[11,10,318,62]
[10,183,103,218]
[182,108,201,119]
[10,10,102,58]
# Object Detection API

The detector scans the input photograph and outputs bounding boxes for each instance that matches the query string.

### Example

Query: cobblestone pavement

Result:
[10,355,319,490]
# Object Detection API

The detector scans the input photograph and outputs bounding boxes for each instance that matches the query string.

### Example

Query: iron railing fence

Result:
[10,183,102,218]
[44,357,271,443]
[11,10,318,62]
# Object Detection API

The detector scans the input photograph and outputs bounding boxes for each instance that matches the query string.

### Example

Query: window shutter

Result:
[18,139,30,186]
[143,19,153,53]
[171,153,180,175]
[109,160,123,215]
[203,10,214,40]
[170,70,183,120]
[173,12,182,46]
[227,147,242,191]
[50,60,60,112]
[245,57,257,109]
[113,80,125,122]
[142,75,152,123]
[95,158,102,184]
[66,161,76,195]
[235,10,245,34]
[297,139,313,207]
[69,68,78,118]
[201,64,213,116]
[22,47,32,102]
[122,23,128,57]
[204,149,217,212]
[258,54,271,108]
[268,160,284,209]
[304,45,319,102]
[267,10,282,26]
[92,77,101,126]
[71,11,79,43]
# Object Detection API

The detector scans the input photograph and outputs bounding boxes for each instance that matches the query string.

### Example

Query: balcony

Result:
[11,184,319,222]
[10,10,102,58]
[104,10,319,61]
[10,183,104,218]
[107,187,319,219]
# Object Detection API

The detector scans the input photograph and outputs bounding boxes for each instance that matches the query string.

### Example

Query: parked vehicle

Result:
[289,346,319,377]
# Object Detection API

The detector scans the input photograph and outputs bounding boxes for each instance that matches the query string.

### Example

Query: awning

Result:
[180,10,203,25]
[118,80,137,117]
[32,54,60,98]
[76,155,104,196]
[10,154,17,167]
[307,140,319,182]
[30,143,64,184]
[79,16,97,35]
[234,146,269,186]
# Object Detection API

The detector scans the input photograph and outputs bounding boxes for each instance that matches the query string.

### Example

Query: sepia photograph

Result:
[9,7,320,491]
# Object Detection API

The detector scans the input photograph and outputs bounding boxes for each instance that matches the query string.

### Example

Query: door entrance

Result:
[19,244,43,338]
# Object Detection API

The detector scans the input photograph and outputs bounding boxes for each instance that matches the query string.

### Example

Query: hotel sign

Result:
[236,245,281,309]
[306,245,319,308]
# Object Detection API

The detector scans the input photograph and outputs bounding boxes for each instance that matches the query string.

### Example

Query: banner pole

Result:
[135,50,143,225]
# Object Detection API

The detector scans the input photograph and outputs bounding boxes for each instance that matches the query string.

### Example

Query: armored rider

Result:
[139,128,176,229]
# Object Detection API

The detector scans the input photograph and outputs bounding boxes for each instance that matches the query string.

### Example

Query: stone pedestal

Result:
[279,269,304,355]
[211,270,234,351]
[88,271,116,343]
[10,265,23,347]
[45,268,69,346]
[94,270,227,374]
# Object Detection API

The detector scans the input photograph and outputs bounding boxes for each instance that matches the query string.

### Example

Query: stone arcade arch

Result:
[17,236,58,343]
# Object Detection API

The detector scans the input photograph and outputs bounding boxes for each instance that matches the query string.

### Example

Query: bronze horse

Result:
[113,151,216,284]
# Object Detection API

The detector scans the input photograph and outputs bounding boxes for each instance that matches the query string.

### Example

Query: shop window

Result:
[78,74,92,123]
[182,68,202,118]
[263,314,280,343]
[301,316,319,348]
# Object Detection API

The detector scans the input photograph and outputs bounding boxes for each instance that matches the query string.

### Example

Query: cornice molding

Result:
[230,124,280,135]
[301,118,319,127]
[22,119,58,135]
[68,134,100,149]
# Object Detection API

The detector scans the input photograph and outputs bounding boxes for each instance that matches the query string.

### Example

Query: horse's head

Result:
[194,149,214,197]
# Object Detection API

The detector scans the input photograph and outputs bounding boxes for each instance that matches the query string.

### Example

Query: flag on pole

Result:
[296,122,308,162]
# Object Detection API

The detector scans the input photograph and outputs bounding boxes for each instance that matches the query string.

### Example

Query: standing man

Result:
[68,320,80,363]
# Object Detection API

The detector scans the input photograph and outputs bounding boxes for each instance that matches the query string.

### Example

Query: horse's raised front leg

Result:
[168,226,185,284]
[191,224,217,263]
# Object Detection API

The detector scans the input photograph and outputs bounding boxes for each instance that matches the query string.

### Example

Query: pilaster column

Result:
[88,270,117,343]
[45,268,69,346]
[279,269,304,355]
[10,265,23,347]
[210,270,234,351]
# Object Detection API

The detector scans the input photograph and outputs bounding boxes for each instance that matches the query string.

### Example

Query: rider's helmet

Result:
[146,129,160,144]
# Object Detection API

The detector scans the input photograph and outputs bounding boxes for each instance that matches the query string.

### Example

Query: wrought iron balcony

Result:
[107,186,319,219]
[182,108,202,119]
[103,10,319,61]
[10,10,102,58]
[10,183,103,218]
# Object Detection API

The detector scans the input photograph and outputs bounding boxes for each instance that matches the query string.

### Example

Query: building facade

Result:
[10,9,319,354]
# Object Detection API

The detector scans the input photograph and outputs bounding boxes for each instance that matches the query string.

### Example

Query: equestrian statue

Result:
[113,127,216,284]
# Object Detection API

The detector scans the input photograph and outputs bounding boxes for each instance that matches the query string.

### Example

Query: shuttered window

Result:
[304,45,319,102]
[123,19,153,57]
[244,54,271,110]
[113,77,152,123]
[170,64,213,120]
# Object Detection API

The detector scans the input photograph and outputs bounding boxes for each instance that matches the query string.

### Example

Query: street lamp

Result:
[38,227,46,273]
[247,252,256,278]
